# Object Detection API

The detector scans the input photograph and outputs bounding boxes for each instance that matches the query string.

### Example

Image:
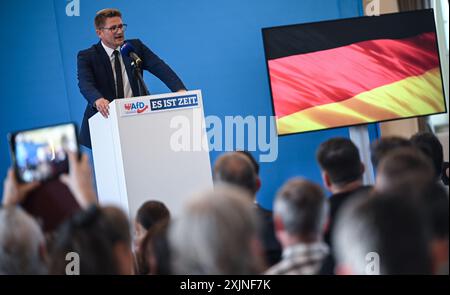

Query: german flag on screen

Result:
[262,9,446,135]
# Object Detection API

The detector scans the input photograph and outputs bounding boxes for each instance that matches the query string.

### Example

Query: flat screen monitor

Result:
[262,9,447,135]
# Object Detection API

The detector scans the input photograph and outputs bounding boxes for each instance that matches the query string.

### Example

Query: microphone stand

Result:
[132,61,150,96]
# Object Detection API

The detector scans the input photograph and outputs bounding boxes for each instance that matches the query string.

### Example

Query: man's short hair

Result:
[237,151,260,175]
[316,138,363,186]
[410,132,444,179]
[95,8,122,29]
[376,147,434,196]
[213,152,258,195]
[274,178,327,238]
[370,136,412,169]
[136,200,170,230]
[333,191,432,274]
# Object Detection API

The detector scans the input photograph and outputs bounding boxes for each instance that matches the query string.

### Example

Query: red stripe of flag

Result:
[268,32,439,118]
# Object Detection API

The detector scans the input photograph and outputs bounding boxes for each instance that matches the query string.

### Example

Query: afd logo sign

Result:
[150,94,199,112]
[123,101,150,115]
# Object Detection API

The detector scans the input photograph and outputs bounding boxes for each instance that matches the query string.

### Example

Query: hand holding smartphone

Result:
[8,123,80,183]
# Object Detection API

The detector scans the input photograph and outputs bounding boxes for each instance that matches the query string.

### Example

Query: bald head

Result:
[213,152,258,195]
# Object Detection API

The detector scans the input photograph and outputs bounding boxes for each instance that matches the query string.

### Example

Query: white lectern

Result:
[89,90,213,219]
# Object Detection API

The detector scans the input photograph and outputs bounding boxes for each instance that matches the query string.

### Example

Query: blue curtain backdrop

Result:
[0,0,377,208]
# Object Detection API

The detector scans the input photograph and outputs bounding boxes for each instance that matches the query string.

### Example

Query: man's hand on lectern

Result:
[95,98,110,118]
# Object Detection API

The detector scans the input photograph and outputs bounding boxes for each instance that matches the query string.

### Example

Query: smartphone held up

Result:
[8,123,80,183]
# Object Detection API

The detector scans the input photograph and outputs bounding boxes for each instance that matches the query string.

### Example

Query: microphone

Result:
[120,42,142,67]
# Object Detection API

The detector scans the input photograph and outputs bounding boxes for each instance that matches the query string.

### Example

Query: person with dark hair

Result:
[410,132,445,183]
[134,200,170,247]
[316,138,365,189]
[136,220,171,275]
[315,137,372,274]
[213,152,282,267]
[421,183,449,274]
[266,178,328,275]
[375,147,448,274]
[370,136,412,169]
[373,142,449,274]
[316,138,371,244]
[78,8,186,148]
[375,147,435,196]
[133,200,170,273]
[49,205,134,275]
[333,191,432,275]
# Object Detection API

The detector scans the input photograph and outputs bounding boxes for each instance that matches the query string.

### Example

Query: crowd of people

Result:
[0,132,448,275]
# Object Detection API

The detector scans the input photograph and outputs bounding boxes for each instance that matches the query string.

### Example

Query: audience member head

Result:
[237,150,262,196]
[333,191,432,274]
[134,200,170,249]
[136,219,171,275]
[273,178,327,247]
[316,138,364,193]
[50,205,133,275]
[0,206,47,274]
[169,186,264,274]
[421,183,449,274]
[213,152,259,196]
[237,150,260,175]
[375,147,434,197]
[410,132,444,180]
[370,136,412,169]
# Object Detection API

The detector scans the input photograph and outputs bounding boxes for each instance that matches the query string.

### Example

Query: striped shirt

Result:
[265,242,329,275]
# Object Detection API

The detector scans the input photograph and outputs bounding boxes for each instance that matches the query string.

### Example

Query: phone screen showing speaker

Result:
[8,123,79,183]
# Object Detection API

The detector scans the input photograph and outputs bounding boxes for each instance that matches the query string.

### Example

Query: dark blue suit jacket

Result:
[77,39,186,148]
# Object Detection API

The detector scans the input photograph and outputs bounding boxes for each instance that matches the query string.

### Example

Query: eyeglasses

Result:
[101,23,127,33]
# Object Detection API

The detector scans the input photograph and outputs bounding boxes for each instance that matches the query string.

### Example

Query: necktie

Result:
[113,50,124,99]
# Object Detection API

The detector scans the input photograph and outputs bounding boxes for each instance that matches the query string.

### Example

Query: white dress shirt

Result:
[101,42,134,98]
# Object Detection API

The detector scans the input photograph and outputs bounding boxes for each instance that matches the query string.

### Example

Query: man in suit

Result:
[77,8,186,148]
